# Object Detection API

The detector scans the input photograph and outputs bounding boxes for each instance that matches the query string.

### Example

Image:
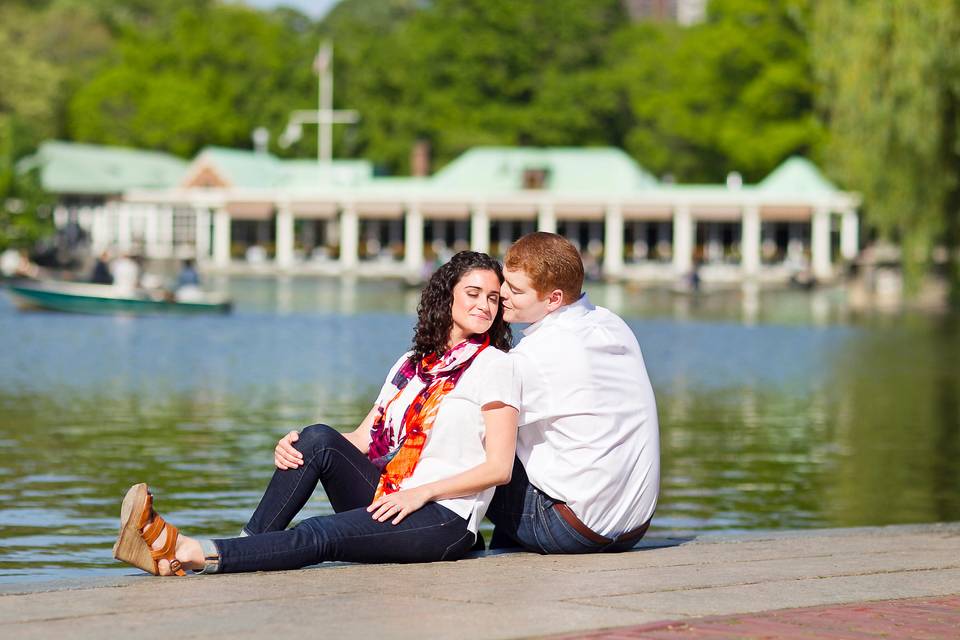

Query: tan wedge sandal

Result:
[112,483,186,576]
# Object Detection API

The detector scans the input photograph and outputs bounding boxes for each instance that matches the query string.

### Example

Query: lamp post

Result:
[278,42,359,182]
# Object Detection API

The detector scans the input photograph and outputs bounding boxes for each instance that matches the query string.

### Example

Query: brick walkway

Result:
[550,595,960,639]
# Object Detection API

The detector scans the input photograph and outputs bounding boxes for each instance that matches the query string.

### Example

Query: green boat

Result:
[5,280,232,315]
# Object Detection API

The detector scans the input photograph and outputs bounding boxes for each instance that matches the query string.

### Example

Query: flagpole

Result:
[318,42,333,178]
[280,41,357,182]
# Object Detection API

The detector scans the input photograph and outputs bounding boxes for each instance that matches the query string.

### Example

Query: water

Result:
[1,277,958,583]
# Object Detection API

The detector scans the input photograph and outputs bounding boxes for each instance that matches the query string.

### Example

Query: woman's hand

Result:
[366,486,430,525]
[274,430,304,470]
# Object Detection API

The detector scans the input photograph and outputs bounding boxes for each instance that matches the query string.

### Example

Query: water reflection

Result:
[0,279,958,582]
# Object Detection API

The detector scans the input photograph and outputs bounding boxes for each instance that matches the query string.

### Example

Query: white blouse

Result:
[373,347,519,533]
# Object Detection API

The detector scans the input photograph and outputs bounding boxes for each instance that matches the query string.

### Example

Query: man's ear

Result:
[545,288,565,312]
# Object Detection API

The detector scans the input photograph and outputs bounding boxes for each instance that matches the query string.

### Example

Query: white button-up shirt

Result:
[512,294,660,536]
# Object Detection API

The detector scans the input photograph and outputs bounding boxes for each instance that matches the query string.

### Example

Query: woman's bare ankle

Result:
[175,535,205,571]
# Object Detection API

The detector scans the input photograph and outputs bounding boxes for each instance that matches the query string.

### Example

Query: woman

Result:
[113,252,518,575]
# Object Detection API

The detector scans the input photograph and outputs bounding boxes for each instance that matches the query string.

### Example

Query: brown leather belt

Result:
[553,502,650,545]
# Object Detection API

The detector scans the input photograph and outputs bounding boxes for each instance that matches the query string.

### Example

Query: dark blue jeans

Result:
[486,457,641,554]
[209,424,475,573]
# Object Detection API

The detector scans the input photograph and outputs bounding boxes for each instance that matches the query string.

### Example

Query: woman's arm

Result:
[274,406,379,469]
[342,406,378,454]
[367,401,519,524]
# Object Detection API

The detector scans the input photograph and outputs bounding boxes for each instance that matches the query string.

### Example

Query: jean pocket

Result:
[547,508,603,553]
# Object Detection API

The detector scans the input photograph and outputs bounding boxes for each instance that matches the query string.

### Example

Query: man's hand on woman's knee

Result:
[275,430,304,469]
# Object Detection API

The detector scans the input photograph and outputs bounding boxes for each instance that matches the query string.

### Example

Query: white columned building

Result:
[339,203,359,270]
[275,202,295,269]
[470,204,490,254]
[811,204,832,279]
[741,203,761,277]
[194,206,211,262]
[841,207,859,262]
[31,140,864,285]
[672,203,694,276]
[117,204,132,253]
[213,207,231,267]
[404,203,424,275]
[603,203,624,278]
[537,201,557,234]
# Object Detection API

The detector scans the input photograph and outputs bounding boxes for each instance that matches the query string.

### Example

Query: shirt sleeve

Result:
[512,346,553,427]
[476,352,520,410]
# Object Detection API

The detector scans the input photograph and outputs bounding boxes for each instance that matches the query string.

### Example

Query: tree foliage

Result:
[69,2,317,157]
[327,0,631,173]
[0,0,825,252]
[617,0,820,182]
[0,1,109,250]
[813,0,960,298]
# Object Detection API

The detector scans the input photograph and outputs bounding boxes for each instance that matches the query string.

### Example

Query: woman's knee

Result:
[295,423,343,453]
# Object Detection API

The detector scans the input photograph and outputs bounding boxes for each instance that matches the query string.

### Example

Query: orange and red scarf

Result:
[368,335,490,500]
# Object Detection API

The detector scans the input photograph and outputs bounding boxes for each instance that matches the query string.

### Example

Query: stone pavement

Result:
[1,523,957,639]
[550,595,960,639]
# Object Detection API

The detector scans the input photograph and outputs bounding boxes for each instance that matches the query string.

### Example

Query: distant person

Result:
[112,252,519,576]
[1,249,40,279]
[0,248,21,278]
[175,259,200,288]
[487,232,660,554]
[111,253,139,293]
[90,251,113,285]
[174,259,203,301]
[688,259,702,292]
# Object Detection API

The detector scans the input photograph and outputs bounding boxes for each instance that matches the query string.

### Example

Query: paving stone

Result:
[2,524,958,639]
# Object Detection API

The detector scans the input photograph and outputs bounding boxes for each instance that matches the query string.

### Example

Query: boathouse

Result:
[22,141,860,283]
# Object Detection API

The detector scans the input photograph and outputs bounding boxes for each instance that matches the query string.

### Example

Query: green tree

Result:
[813,0,960,301]
[0,169,55,251]
[328,0,629,173]
[68,3,316,157]
[0,3,69,250]
[617,0,820,183]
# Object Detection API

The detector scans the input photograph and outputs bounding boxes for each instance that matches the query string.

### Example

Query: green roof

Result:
[18,141,188,195]
[758,156,838,196]
[280,159,373,188]
[192,147,373,189]
[20,142,843,202]
[430,147,659,194]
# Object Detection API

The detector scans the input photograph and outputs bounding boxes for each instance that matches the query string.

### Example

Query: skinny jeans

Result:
[206,424,475,573]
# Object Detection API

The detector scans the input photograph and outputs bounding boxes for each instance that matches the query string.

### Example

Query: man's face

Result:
[501,268,553,324]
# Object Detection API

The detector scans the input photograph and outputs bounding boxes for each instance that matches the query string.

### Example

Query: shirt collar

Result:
[521,292,593,336]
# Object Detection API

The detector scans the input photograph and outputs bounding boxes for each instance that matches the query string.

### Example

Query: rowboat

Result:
[5,280,232,315]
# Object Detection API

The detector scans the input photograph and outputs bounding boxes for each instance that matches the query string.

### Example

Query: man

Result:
[111,252,140,293]
[90,250,114,285]
[487,232,660,553]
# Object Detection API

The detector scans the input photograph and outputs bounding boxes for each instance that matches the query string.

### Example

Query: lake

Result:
[1,277,957,583]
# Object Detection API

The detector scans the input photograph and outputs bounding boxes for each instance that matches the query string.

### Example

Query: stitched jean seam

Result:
[228,513,465,567]
[262,445,377,531]
[440,530,473,561]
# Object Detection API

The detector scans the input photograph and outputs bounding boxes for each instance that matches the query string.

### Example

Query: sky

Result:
[238,0,341,19]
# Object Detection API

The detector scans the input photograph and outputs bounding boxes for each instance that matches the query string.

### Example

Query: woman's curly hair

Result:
[412,251,512,359]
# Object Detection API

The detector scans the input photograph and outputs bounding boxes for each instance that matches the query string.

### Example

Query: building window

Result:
[695,221,741,264]
[625,221,673,263]
[172,208,196,246]
[522,167,550,190]
[359,218,404,261]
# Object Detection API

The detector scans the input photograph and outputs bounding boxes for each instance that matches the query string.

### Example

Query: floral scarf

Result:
[368,334,490,500]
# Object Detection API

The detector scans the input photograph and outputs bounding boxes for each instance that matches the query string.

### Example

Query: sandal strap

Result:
[141,513,167,546]
[148,519,186,576]
[135,490,187,576]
